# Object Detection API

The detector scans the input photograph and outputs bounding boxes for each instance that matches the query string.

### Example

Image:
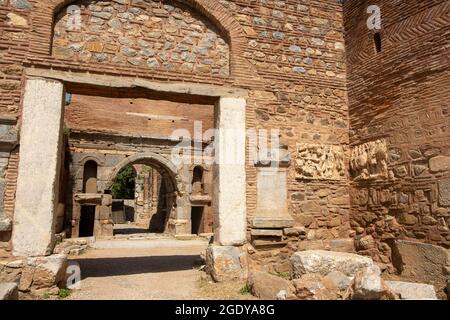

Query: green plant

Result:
[63,127,71,138]
[58,288,71,299]
[239,284,251,295]
[111,165,136,199]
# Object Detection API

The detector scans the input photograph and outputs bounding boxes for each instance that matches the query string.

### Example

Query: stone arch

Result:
[77,154,104,166]
[35,0,251,80]
[106,152,180,193]
[106,152,183,233]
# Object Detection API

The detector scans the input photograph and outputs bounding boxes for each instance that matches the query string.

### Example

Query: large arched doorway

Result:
[107,154,180,236]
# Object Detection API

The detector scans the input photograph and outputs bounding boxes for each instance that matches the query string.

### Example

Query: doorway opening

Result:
[109,162,177,236]
[191,207,204,235]
[79,205,95,237]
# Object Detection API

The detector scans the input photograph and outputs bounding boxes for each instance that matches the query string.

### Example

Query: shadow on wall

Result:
[73,255,203,279]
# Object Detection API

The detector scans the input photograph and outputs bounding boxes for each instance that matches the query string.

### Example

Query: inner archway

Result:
[108,155,179,236]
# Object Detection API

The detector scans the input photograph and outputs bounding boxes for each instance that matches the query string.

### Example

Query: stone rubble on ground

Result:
[349,265,398,300]
[247,250,439,300]
[0,254,68,299]
[247,271,294,300]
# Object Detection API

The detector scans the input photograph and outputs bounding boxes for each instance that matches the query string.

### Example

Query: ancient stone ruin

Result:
[0,0,449,300]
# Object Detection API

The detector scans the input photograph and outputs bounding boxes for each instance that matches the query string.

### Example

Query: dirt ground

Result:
[66,239,255,300]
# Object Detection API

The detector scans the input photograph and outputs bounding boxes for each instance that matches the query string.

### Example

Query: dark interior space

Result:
[79,205,96,237]
[191,207,204,235]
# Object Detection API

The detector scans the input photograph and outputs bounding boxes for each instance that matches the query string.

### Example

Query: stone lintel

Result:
[189,194,212,205]
[25,68,248,98]
[74,193,104,205]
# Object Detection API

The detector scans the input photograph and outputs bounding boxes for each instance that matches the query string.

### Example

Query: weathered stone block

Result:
[255,165,291,221]
[206,245,245,282]
[97,205,111,220]
[429,156,450,173]
[247,271,293,300]
[0,282,18,300]
[351,265,396,300]
[438,178,450,207]
[252,217,294,229]
[7,13,28,27]
[291,250,374,278]
[30,254,68,289]
[385,281,438,300]
[251,229,283,237]
[329,239,355,253]
[101,194,113,206]
[392,240,449,298]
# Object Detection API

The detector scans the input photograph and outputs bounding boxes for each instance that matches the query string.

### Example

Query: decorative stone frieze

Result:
[295,143,346,180]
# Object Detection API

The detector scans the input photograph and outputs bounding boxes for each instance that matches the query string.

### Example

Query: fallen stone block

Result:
[392,240,449,298]
[0,282,18,300]
[21,254,68,292]
[385,281,438,300]
[292,273,345,300]
[351,265,397,300]
[206,245,245,282]
[291,250,374,278]
[323,271,353,292]
[247,271,294,300]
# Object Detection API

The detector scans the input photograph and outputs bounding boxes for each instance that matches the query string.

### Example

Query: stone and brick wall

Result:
[52,0,230,76]
[0,0,351,252]
[344,0,450,266]
[0,0,446,273]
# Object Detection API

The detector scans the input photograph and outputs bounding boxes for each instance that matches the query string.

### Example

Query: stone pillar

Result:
[213,97,247,246]
[12,78,65,257]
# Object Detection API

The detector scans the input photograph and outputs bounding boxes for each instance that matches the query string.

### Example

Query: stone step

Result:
[251,229,283,237]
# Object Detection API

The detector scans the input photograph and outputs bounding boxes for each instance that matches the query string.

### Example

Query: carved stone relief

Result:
[295,143,345,180]
[350,139,388,181]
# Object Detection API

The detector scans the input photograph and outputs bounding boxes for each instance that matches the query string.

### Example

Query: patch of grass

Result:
[270,271,291,280]
[42,293,51,300]
[239,284,251,295]
[58,288,71,299]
